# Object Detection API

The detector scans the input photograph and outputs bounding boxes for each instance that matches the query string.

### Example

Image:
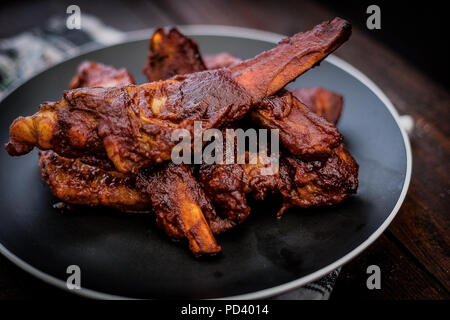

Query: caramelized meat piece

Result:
[229,18,351,99]
[197,134,280,224]
[292,87,343,125]
[140,24,356,217]
[69,61,136,169]
[6,18,351,175]
[141,27,346,160]
[142,30,241,81]
[143,28,206,81]
[39,150,150,212]
[142,31,344,127]
[199,142,358,218]
[138,163,234,256]
[10,20,358,256]
[69,61,135,89]
[199,143,358,219]
[142,29,346,161]
[240,151,280,200]
[48,61,229,256]
[203,53,242,69]
[197,162,250,224]
[251,90,343,159]
[277,144,359,216]
[38,61,143,210]
[50,61,230,255]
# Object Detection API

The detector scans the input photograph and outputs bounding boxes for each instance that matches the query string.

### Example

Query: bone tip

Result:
[333,17,352,33]
[342,20,352,33]
[4,141,33,156]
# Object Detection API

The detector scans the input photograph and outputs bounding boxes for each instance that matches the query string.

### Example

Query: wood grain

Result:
[331,234,449,300]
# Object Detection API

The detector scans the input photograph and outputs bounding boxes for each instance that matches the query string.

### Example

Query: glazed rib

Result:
[39,150,150,211]
[37,62,148,211]
[39,61,226,256]
[138,163,233,257]
[139,25,357,217]
[142,27,346,160]
[197,135,358,218]
[143,28,206,81]
[203,53,242,70]
[251,89,342,159]
[69,61,135,89]
[197,148,280,224]
[277,144,359,216]
[42,151,227,256]
[229,18,351,100]
[184,53,345,125]
[292,87,343,125]
[6,18,352,174]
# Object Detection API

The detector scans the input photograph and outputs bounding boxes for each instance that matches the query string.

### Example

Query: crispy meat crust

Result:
[143,28,206,82]
[39,150,150,211]
[292,87,343,125]
[251,90,343,160]
[38,61,229,255]
[138,163,234,256]
[229,18,351,99]
[277,144,359,215]
[39,61,146,211]
[8,19,358,256]
[140,23,357,220]
[203,53,242,69]
[69,61,135,89]
[197,145,280,225]
[197,162,250,224]
[198,143,358,218]
[7,18,352,175]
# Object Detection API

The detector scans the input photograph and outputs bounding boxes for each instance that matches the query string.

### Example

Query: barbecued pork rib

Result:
[70,61,135,89]
[251,89,342,159]
[37,61,147,211]
[143,28,206,82]
[292,87,343,125]
[277,144,358,216]
[203,53,243,70]
[197,137,358,219]
[141,24,357,218]
[138,163,236,257]
[67,61,136,170]
[209,54,345,159]
[6,18,352,174]
[142,32,243,78]
[39,150,150,211]
[142,28,345,159]
[39,61,228,256]
[228,18,351,100]
[197,140,279,224]
[41,151,229,256]
[204,54,345,126]
[178,52,346,126]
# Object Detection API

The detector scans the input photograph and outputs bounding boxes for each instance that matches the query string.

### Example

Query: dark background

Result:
[0,0,448,300]
[318,0,449,89]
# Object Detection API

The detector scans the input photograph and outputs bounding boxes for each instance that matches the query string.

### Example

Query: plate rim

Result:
[0,24,412,300]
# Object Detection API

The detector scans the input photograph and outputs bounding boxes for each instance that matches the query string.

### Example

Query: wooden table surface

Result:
[0,0,448,300]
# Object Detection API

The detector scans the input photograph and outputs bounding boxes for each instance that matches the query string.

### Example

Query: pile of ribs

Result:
[5,18,358,257]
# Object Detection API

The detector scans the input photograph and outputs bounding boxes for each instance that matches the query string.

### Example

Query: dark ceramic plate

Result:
[0,26,411,299]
